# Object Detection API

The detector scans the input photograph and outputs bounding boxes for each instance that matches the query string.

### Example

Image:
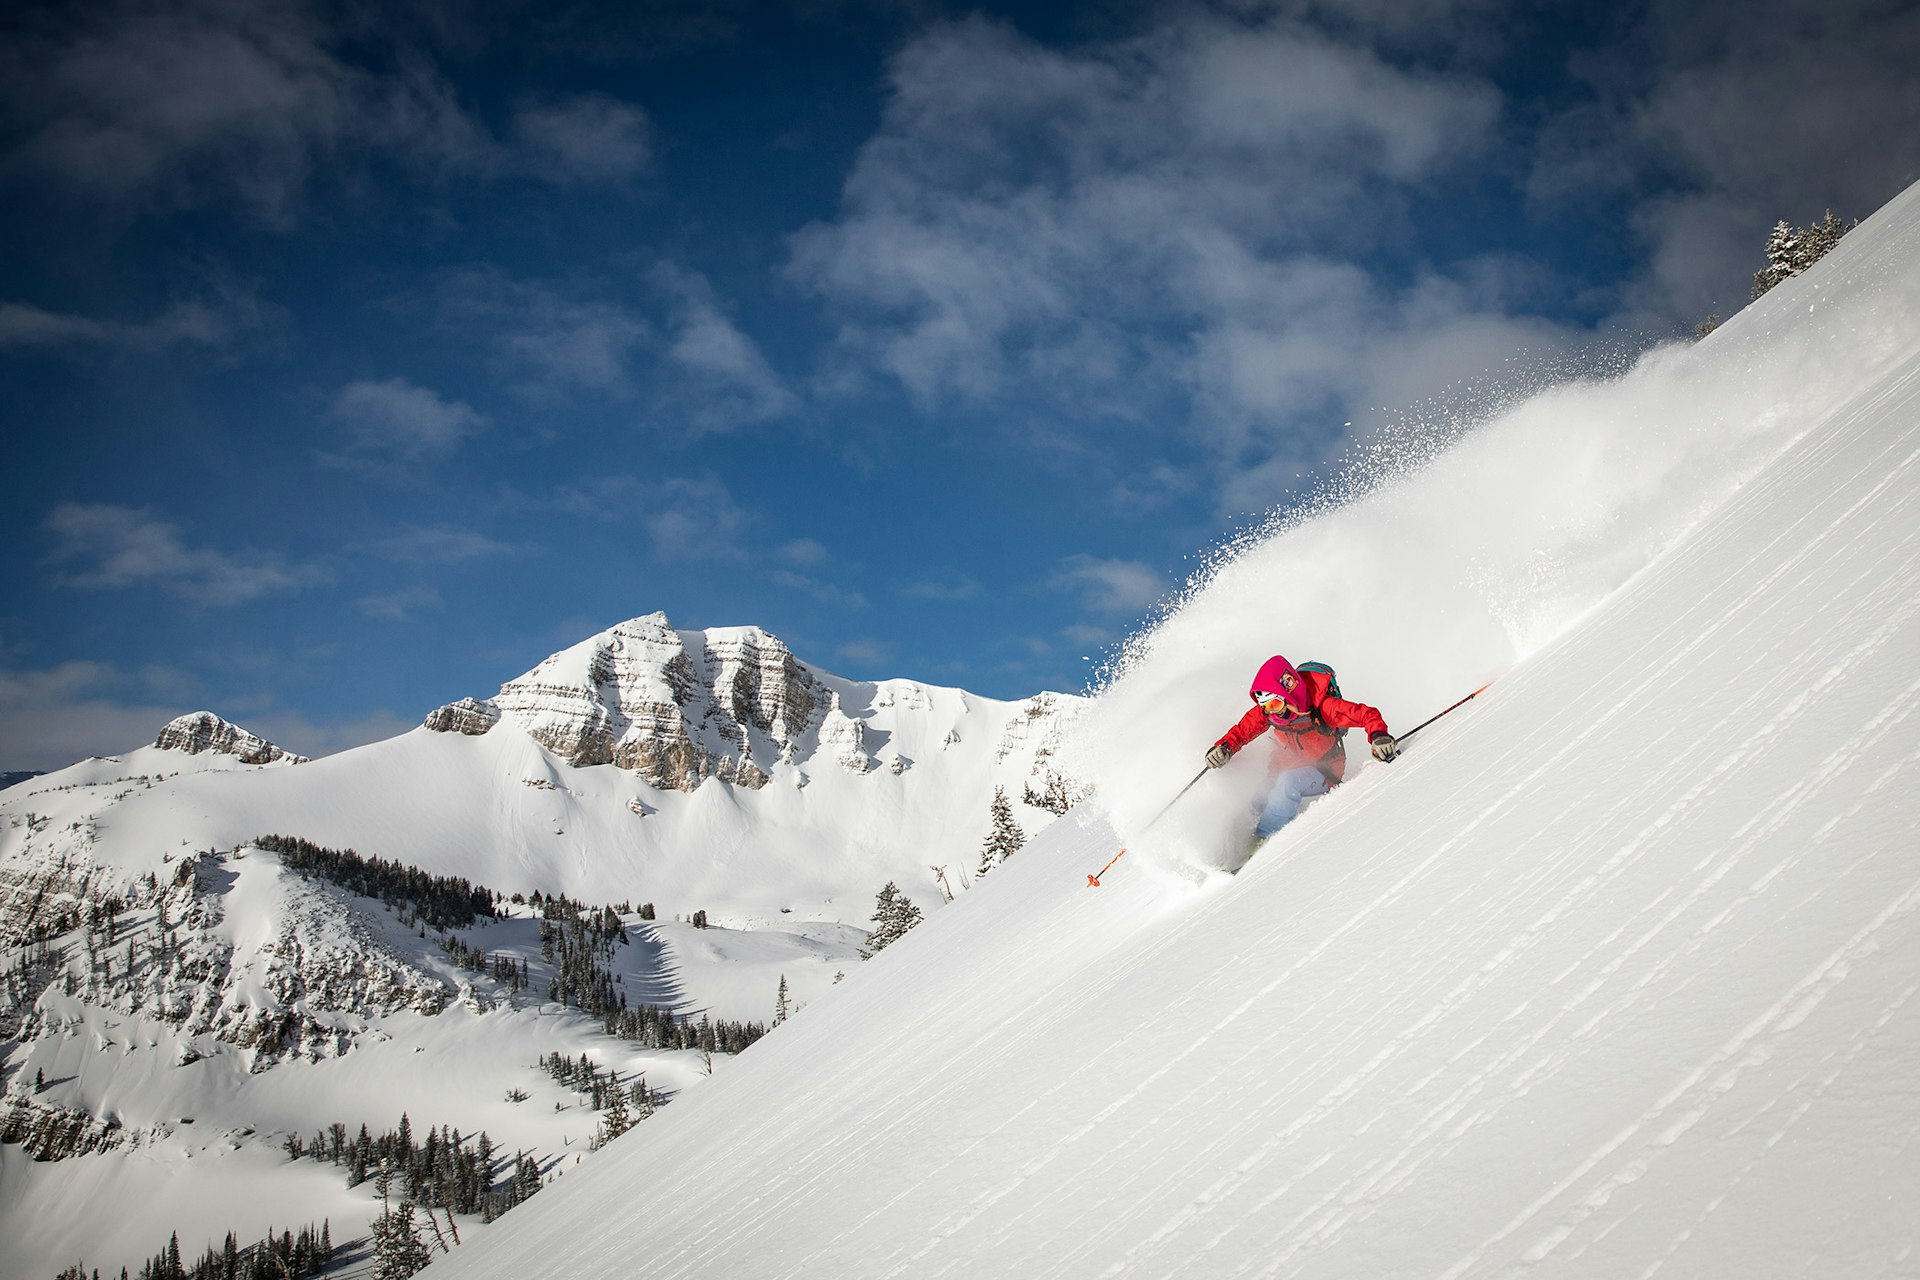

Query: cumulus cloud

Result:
[43,502,329,605]
[0,279,280,353]
[788,10,1523,492]
[641,475,753,560]
[353,584,444,621]
[354,523,519,564]
[0,0,482,219]
[510,92,654,184]
[0,1,651,219]
[770,569,868,609]
[1528,0,1920,325]
[328,377,485,468]
[776,538,831,566]
[0,660,191,770]
[653,264,798,428]
[1051,554,1168,616]
[437,263,793,430]
[440,269,653,397]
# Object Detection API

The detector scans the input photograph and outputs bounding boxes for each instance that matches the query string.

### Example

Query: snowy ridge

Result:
[1,619,1083,1277]
[428,183,1920,1279]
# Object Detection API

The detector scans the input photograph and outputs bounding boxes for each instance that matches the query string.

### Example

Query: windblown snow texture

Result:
[434,180,1920,1279]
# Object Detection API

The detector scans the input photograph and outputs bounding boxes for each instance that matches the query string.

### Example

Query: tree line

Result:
[254,834,497,930]
[55,1221,332,1280]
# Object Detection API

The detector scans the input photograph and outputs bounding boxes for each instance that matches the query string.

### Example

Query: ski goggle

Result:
[1256,686,1304,717]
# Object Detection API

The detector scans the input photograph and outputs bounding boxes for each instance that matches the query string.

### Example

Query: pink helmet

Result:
[1250,655,1310,712]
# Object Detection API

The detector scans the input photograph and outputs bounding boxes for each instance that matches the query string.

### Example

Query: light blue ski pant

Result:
[1256,766,1331,839]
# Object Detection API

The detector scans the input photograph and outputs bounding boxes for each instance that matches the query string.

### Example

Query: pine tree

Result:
[976,786,1027,878]
[863,881,923,956]
[370,1160,433,1280]
[1752,209,1858,300]
[1802,208,1857,263]
[600,1081,632,1145]
[1752,219,1800,300]
[774,974,791,1026]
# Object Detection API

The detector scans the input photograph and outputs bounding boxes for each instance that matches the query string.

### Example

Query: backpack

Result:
[1296,660,1340,700]
[1295,661,1349,743]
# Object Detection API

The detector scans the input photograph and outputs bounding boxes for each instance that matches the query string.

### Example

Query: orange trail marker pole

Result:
[1087,767,1208,887]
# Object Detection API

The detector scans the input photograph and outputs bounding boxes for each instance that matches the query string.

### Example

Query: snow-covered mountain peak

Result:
[425,613,935,793]
[153,712,306,766]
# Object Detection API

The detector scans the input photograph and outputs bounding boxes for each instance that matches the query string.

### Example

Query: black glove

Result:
[1369,733,1399,763]
[1205,743,1232,769]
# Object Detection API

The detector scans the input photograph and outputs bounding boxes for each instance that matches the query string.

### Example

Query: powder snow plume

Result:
[1063,223,1920,865]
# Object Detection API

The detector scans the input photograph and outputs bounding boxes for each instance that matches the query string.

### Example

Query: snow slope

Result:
[431,183,1920,1279]
[0,629,1073,1277]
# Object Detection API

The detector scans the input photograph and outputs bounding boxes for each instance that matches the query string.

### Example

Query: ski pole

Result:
[1087,766,1209,887]
[1396,680,1493,746]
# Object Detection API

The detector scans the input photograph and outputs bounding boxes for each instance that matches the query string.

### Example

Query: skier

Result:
[1204,655,1399,840]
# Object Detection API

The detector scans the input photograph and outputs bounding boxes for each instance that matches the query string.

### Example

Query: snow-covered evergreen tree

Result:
[1752,220,1801,300]
[863,882,923,956]
[599,1083,632,1145]
[774,973,791,1026]
[1753,209,1859,300]
[975,786,1027,879]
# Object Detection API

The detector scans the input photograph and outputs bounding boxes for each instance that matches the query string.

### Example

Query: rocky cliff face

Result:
[424,613,825,792]
[154,713,306,766]
[3,850,448,1079]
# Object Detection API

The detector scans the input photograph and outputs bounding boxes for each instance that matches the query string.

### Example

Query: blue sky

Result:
[3,0,1917,769]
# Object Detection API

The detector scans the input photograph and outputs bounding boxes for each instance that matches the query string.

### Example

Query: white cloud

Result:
[0,660,186,771]
[44,502,330,605]
[902,576,982,601]
[0,279,280,353]
[786,10,1515,486]
[654,264,798,428]
[439,268,653,397]
[0,0,490,219]
[776,539,832,566]
[433,264,791,429]
[355,524,518,565]
[329,377,485,467]
[491,282,652,395]
[0,1,652,220]
[1051,554,1167,616]
[1527,0,1920,326]
[354,585,444,621]
[510,92,654,184]
[769,569,867,609]
[0,654,413,768]
[0,302,115,347]
[641,475,752,561]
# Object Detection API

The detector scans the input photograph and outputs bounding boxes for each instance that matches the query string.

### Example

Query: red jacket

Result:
[1214,667,1389,783]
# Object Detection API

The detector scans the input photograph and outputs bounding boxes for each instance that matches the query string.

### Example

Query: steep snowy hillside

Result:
[0,623,1079,1278]
[431,182,1920,1280]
